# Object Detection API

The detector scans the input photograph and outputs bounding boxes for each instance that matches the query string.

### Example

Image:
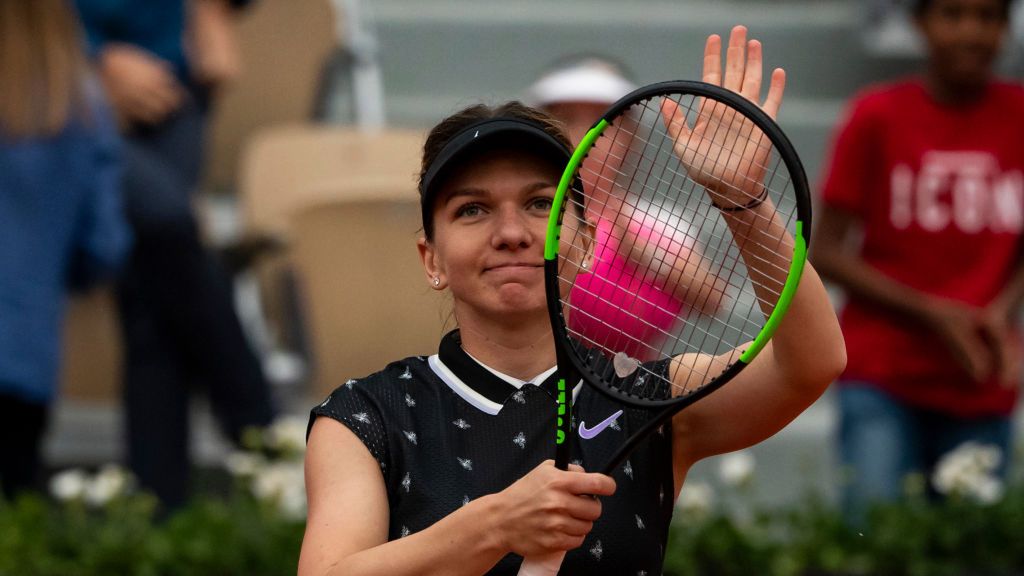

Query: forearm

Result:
[619,224,726,313]
[990,257,1024,318]
[185,0,243,87]
[718,200,793,318]
[721,202,845,385]
[318,495,508,576]
[668,255,727,314]
[770,262,846,386]
[812,245,940,324]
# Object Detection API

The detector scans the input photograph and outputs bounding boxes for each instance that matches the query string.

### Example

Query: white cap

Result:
[527,58,637,107]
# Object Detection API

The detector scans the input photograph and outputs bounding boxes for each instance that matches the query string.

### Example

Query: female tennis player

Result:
[300,26,845,576]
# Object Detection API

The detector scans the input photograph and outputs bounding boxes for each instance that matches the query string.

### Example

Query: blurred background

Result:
[4,0,1023,570]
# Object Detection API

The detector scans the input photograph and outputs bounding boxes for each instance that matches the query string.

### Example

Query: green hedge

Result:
[4,479,1024,575]
[664,486,1024,576]
[0,494,304,576]
[5,488,1024,576]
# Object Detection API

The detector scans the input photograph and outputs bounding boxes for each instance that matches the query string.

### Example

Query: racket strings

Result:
[577,103,788,222]
[568,186,793,297]
[557,92,800,401]
[572,144,796,279]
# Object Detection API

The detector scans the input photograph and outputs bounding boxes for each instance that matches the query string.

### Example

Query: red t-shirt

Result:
[820,79,1024,417]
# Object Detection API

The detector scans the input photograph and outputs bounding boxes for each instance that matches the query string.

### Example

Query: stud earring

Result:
[581,261,589,269]
[433,277,441,287]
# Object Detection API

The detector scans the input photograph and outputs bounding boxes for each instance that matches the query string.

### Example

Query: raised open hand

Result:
[660,26,786,208]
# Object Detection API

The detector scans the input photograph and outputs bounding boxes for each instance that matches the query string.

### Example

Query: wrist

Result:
[469,493,511,556]
[987,295,1016,322]
[910,295,944,327]
[711,185,767,212]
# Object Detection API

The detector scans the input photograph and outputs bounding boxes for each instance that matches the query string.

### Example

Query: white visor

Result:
[528,63,636,107]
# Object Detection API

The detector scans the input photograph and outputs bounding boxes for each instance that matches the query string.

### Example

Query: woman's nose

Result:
[491,205,534,249]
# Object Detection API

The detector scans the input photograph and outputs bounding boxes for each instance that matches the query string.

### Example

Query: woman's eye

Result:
[456,204,482,218]
[531,197,553,211]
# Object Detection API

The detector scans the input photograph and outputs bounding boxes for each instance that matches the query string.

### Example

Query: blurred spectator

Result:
[0,0,131,499]
[74,0,276,509]
[812,0,1023,522]
[528,56,725,360]
[1004,0,1024,75]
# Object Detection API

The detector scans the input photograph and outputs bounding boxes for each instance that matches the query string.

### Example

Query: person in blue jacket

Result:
[0,0,131,499]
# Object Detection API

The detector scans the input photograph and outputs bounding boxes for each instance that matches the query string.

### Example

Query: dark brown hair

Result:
[912,0,1014,17]
[418,101,576,240]
[0,0,88,138]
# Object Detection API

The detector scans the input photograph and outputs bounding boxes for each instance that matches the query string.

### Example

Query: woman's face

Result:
[420,148,582,326]
[917,0,1007,91]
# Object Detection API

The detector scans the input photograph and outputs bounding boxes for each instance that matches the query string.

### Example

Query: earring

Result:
[433,277,441,287]
[581,261,589,269]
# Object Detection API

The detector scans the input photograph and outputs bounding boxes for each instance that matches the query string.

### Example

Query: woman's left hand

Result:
[661,25,786,208]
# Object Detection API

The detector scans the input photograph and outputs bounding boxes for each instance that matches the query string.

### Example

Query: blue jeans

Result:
[837,383,1013,523]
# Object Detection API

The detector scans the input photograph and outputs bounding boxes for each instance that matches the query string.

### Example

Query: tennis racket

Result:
[517,79,810,575]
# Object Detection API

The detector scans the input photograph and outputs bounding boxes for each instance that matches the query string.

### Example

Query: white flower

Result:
[84,464,132,506]
[225,451,266,478]
[264,416,308,455]
[252,461,302,500]
[233,449,308,520]
[718,451,756,487]
[277,483,308,520]
[972,476,1005,505]
[675,481,715,516]
[49,468,88,502]
[931,441,1005,504]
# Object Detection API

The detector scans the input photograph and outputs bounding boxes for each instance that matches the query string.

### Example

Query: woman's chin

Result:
[489,289,548,320]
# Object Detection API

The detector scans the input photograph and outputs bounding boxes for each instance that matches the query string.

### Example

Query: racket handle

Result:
[517,551,566,576]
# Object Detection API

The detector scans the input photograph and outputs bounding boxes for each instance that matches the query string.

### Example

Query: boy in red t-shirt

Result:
[813,0,1023,521]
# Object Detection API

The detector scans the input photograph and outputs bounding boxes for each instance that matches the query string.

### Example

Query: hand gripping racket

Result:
[517,79,811,575]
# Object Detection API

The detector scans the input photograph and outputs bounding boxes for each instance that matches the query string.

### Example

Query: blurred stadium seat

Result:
[204,0,339,193]
[60,289,122,402]
[235,125,423,381]
[288,198,446,398]
[238,124,423,239]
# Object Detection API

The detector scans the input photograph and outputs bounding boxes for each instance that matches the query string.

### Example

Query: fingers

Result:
[660,98,689,142]
[994,337,1018,387]
[704,26,785,118]
[762,68,787,119]
[957,333,994,382]
[723,25,747,92]
[102,46,186,126]
[532,460,616,500]
[702,34,722,85]
[565,471,617,498]
[130,85,183,125]
[564,496,603,523]
[740,40,762,102]
[556,518,595,539]
[981,322,1022,387]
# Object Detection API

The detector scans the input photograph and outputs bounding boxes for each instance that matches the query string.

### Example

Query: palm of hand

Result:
[660,26,785,209]
[672,98,769,204]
